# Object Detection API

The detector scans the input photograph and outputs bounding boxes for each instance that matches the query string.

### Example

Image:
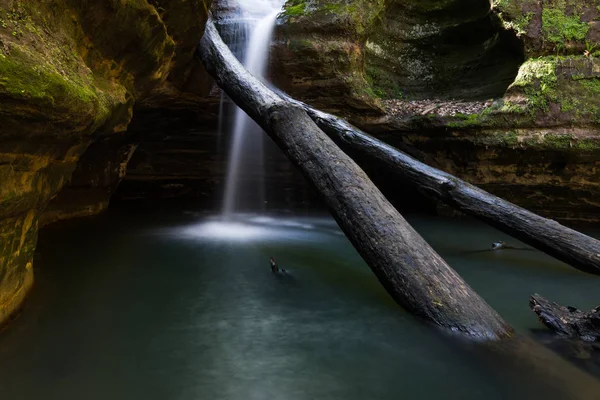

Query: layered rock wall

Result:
[273,0,600,222]
[272,0,523,112]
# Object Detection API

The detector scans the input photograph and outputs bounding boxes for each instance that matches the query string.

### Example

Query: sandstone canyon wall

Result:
[0,0,211,326]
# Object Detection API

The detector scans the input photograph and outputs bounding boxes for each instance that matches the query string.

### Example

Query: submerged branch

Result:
[531,294,600,342]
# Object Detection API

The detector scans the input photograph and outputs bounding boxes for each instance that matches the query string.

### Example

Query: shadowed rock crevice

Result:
[364,0,525,100]
[272,0,525,114]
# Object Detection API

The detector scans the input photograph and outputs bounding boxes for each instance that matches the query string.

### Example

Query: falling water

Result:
[217,91,225,149]
[219,0,285,218]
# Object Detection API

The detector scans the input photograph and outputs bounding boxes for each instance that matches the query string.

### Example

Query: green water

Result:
[0,210,598,399]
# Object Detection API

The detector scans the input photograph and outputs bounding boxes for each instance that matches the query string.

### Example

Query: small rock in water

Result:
[269,256,280,273]
[490,241,506,250]
[270,257,293,281]
[270,256,287,274]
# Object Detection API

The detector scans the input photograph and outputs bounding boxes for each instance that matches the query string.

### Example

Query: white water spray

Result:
[220,1,284,218]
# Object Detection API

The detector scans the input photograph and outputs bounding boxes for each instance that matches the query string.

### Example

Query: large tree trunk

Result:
[196,17,511,340]
[281,96,600,276]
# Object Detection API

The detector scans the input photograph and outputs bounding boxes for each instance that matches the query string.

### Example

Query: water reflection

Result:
[175,214,339,242]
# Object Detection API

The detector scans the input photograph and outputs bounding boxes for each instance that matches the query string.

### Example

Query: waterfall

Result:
[218,0,285,218]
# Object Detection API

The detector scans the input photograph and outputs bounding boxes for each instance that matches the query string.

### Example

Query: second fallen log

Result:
[284,96,600,276]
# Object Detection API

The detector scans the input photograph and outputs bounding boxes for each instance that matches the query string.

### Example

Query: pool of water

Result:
[0,209,598,399]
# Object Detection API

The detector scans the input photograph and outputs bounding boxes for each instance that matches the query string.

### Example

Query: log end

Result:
[530,294,600,341]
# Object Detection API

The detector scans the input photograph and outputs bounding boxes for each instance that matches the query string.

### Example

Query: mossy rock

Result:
[280,0,385,37]
[0,0,175,137]
[494,0,600,57]
[0,45,118,136]
[274,0,386,115]
[276,0,523,106]
[505,56,600,123]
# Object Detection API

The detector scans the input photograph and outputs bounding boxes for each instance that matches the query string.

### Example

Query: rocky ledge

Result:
[272,0,600,223]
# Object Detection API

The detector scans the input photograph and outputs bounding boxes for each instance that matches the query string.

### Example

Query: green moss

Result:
[365,64,403,99]
[282,0,385,35]
[518,133,600,151]
[444,102,502,128]
[507,55,600,122]
[0,45,113,129]
[493,0,535,35]
[513,13,533,35]
[458,130,523,147]
[472,130,521,147]
[0,50,91,102]
[322,3,345,13]
[543,133,572,149]
[566,77,600,121]
[288,38,313,51]
[493,0,514,9]
[579,78,600,95]
[282,0,306,17]
[577,138,600,150]
[542,8,589,49]
[285,4,306,17]
[499,102,527,113]
[510,56,559,111]
[495,1,598,56]
[539,133,600,152]
[503,131,520,146]
[464,130,600,151]
[500,11,533,36]
[342,0,385,35]
[447,113,484,128]
[443,99,536,130]
[283,0,306,17]
[1,1,31,39]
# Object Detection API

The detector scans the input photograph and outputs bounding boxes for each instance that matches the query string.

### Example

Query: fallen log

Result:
[530,294,600,342]
[196,17,511,340]
[280,94,600,276]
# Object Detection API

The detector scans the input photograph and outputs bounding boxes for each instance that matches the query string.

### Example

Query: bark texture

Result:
[530,295,600,342]
[197,17,511,340]
[281,95,600,276]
